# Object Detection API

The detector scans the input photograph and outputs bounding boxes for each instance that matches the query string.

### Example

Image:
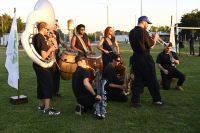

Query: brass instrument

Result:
[86,66,107,118]
[119,64,131,95]
[147,30,168,46]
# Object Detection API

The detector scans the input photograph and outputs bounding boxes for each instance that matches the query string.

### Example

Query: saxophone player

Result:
[72,54,101,115]
[156,42,186,91]
[102,54,128,102]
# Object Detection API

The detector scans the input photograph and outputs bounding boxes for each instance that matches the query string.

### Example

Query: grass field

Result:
[0,42,200,133]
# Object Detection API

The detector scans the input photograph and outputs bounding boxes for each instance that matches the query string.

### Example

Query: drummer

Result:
[97,27,120,73]
[71,24,94,55]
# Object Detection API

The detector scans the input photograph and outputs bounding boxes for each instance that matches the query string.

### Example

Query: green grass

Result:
[0,43,200,133]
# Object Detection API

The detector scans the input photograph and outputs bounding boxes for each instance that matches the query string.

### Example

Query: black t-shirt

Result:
[102,37,116,52]
[74,34,89,53]
[189,33,195,44]
[33,33,48,66]
[156,50,178,72]
[129,26,154,54]
[102,63,119,89]
[72,66,92,99]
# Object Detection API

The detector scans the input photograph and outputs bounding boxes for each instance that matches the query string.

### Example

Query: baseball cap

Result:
[75,54,88,63]
[138,16,152,24]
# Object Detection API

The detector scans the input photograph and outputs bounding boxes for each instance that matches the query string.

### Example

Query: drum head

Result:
[86,52,101,59]
[63,50,78,56]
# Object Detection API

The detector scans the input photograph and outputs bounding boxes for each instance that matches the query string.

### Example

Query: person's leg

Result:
[192,44,195,55]
[45,99,50,110]
[53,56,61,94]
[190,44,192,55]
[161,72,171,90]
[172,68,186,90]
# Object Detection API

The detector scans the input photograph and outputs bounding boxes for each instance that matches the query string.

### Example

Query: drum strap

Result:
[105,38,115,52]
[76,34,88,52]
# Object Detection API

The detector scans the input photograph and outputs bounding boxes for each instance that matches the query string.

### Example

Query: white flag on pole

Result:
[5,11,19,90]
[169,18,176,53]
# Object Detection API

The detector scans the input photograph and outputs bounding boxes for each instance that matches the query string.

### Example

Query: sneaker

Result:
[38,104,45,111]
[75,104,84,115]
[54,92,64,97]
[129,102,143,108]
[152,101,165,106]
[176,85,184,91]
[44,107,60,115]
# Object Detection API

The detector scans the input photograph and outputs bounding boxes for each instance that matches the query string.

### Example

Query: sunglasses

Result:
[55,24,57,26]
[80,29,85,31]
[116,60,120,62]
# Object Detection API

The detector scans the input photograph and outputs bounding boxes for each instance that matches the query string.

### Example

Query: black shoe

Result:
[38,104,45,111]
[44,107,60,115]
[75,104,84,115]
[54,92,64,97]
[152,100,165,106]
[129,102,143,108]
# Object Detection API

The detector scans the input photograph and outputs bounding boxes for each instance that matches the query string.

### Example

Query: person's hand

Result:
[163,69,169,75]
[50,45,56,52]
[119,85,126,90]
[104,50,109,54]
[153,33,159,40]
[90,52,96,55]
[130,74,135,81]
[95,95,102,102]
[79,51,85,55]
[66,47,74,52]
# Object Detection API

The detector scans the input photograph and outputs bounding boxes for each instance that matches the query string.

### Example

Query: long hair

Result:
[104,27,112,38]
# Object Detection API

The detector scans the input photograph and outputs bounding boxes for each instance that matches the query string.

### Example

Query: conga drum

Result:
[86,52,103,79]
[116,54,126,76]
[59,50,78,80]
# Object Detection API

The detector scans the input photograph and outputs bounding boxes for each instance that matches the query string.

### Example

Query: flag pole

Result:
[14,8,19,99]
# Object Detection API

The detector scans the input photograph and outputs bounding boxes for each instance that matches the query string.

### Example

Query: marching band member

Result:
[97,27,120,73]
[33,22,60,115]
[50,19,73,100]
[72,54,101,115]
[156,42,186,91]
[129,16,165,108]
[71,24,94,55]
[102,54,127,102]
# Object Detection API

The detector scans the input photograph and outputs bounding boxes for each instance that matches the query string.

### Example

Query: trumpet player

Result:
[129,16,165,108]
[156,42,186,91]
[102,54,127,102]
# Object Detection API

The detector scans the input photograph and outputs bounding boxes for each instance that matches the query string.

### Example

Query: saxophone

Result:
[119,64,131,95]
[86,66,107,118]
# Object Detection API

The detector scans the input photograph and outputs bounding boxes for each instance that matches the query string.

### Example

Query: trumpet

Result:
[147,30,168,46]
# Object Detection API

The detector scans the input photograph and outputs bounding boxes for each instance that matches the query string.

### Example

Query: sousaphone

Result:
[21,0,55,68]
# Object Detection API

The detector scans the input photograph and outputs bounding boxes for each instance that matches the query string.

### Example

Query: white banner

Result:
[5,11,19,90]
[170,18,176,53]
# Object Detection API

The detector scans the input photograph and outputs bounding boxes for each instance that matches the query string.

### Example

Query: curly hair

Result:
[104,26,112,38]
[76,24,85,32]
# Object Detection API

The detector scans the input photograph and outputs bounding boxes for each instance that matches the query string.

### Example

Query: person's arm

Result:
[114,38,120,53]
[150,33,158,49]
[87,38,94,53]
[59,37,73,51]
[83,78,102,101]
[157,63,169,75]
[108,83,126,90]
[173,53,179,65]
[71,36,85,54]
[97,38,109,54]
[41,46,55,59]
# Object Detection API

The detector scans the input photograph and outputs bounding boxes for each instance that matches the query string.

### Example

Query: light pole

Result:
[128,12,136,26]
[141,0,142,16]
[74,16,81,34]
[99,3,109,27]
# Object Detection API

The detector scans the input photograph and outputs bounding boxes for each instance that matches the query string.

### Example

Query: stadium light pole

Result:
[128,12,136,26]
[99,3,109,27]
[74,16,81,34]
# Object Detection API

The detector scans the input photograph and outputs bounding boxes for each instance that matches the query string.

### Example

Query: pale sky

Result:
[0,0,199,34]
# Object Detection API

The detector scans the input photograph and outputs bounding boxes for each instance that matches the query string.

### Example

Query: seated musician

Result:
[71,24,94,55]
[102,54,127,102]
[97,27,120,73]
[72,54,101,115]
[33,22,60,115]
[156,42,186,91]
